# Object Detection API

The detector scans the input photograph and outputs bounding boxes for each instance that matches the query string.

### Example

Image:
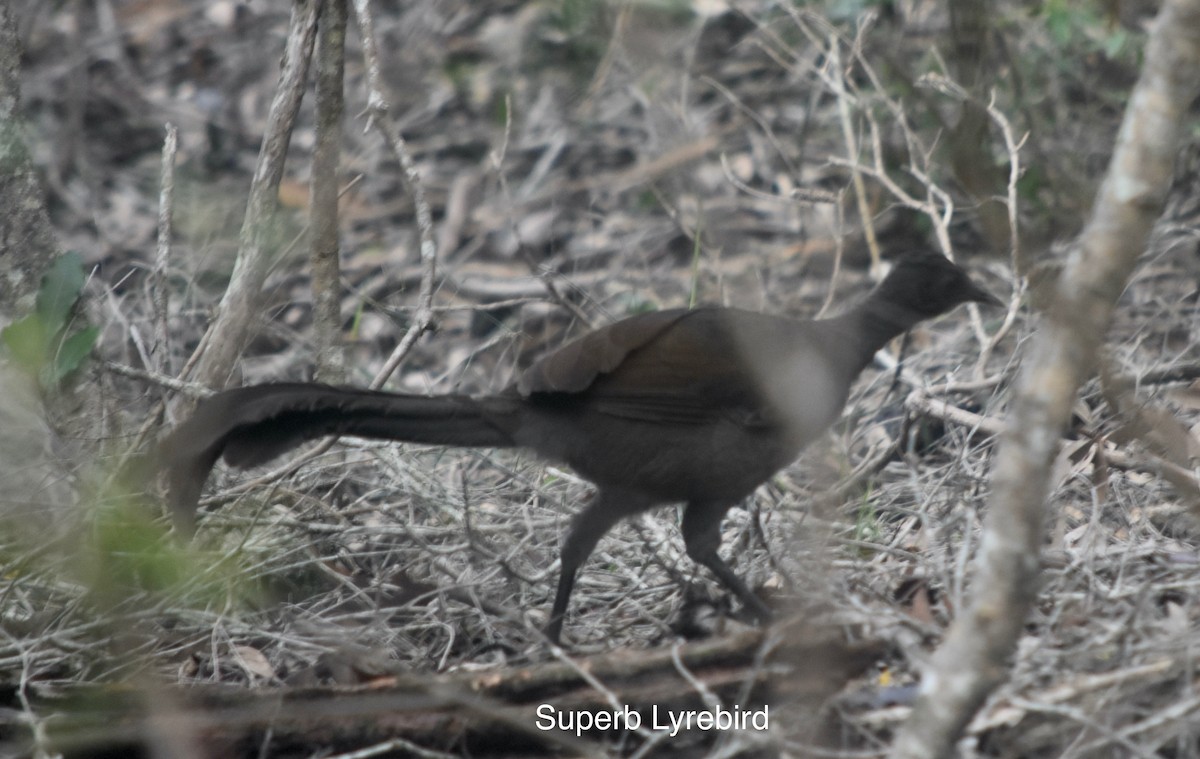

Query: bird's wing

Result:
[516,309,694,395]
[520,308,782,427]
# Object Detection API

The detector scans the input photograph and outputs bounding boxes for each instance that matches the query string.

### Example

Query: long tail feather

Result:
[159,383,514,531]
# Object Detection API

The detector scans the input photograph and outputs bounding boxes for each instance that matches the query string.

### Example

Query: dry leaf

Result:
[233,645,275,680]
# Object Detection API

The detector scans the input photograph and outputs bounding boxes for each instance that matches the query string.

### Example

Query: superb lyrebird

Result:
[160,252,1000,642]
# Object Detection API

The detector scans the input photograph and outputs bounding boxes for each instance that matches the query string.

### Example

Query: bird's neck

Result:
[824,297,927,373]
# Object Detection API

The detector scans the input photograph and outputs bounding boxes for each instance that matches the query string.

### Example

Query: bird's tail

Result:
[159,383,515,531]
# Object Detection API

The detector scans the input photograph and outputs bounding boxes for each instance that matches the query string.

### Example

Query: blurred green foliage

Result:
[1,251,99,392]
[1042,0,1136,61]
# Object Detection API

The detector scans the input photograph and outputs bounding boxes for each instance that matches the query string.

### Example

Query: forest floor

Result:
[3,1,1200,757]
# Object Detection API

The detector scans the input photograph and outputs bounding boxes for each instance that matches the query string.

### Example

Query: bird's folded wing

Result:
[516,309,693,395]
[581,390,774,427]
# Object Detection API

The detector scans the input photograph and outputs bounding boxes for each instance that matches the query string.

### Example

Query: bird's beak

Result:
[965,280,1004,308]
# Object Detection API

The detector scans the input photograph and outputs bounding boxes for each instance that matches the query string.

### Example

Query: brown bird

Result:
[160,252,1000,642]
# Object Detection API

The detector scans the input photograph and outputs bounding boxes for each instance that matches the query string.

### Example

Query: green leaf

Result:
[1017,163,1046,202]
[1,316,48,373]
[1044,0,1074,46]
[36,251,87,332]
[1103,29,1128,59]
[50,325,100,384]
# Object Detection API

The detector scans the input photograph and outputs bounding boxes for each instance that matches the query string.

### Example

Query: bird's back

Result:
[506,308,860,503]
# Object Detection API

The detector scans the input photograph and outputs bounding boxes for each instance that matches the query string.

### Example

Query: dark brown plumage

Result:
[160,252,1000,642]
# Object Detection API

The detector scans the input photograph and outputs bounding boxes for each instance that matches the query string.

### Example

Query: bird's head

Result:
[874,252,1002,318]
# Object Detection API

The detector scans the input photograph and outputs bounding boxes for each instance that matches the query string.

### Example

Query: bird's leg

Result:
[546,489,650,643]
[682,500,773,623]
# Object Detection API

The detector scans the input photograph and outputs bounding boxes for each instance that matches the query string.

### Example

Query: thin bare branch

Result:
[187,0,322,393]
[350,0,438,390]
